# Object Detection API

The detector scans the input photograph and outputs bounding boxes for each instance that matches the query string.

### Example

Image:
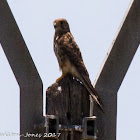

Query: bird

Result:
[53,18,103,112]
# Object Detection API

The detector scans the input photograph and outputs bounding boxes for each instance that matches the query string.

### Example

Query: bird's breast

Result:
[54,43,80,78]
[54,43,64,65]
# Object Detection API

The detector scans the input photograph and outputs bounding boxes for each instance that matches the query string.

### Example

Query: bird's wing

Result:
[58,32,103,112]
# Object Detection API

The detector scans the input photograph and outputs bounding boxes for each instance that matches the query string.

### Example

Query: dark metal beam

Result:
[94,0,140,140]
[0,1,43,140]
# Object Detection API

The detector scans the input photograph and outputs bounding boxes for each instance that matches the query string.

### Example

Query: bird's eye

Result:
[54,22,57,28]
[60,21,63,25]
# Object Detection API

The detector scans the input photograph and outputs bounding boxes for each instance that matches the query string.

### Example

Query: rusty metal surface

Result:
[94,0,140,140]
[0,0,43,139]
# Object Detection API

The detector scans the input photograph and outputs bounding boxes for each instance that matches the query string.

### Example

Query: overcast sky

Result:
[0,0,140,140]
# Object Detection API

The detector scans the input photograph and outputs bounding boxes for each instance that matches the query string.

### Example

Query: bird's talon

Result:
[56,76,64,82]
[56,78,61,82]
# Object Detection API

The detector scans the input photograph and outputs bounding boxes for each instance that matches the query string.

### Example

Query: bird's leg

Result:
[56,73,66,82]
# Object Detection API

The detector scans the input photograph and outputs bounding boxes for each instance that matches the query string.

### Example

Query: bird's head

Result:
[53,18,70,34]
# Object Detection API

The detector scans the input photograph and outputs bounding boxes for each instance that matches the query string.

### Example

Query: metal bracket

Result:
[59,124,82,132]
[82,116,97,139]
[45,115,59,134]
[34,115,97,139]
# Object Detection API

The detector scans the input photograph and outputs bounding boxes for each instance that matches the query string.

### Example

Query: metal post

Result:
[0,1,43,140]
[94,0,140,140]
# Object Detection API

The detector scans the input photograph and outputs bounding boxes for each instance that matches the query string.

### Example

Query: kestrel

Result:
[53,18,103,112]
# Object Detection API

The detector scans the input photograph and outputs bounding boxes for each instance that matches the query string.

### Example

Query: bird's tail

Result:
[80,75,104,113]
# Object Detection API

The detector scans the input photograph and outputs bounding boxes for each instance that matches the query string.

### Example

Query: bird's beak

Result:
[53,22,57,29]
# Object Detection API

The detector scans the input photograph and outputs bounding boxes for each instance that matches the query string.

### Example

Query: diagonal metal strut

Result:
[0,1,43,140]
[94,0,140,140]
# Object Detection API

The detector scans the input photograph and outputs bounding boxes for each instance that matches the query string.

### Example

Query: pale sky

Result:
[0,0,140,140]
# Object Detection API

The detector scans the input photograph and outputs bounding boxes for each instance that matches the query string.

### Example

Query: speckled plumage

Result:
[53,18,103,112]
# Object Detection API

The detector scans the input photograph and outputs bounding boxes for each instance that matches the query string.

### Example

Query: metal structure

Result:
[0,0,139,140]
[0,1,43,140]
[94,0,140,140]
